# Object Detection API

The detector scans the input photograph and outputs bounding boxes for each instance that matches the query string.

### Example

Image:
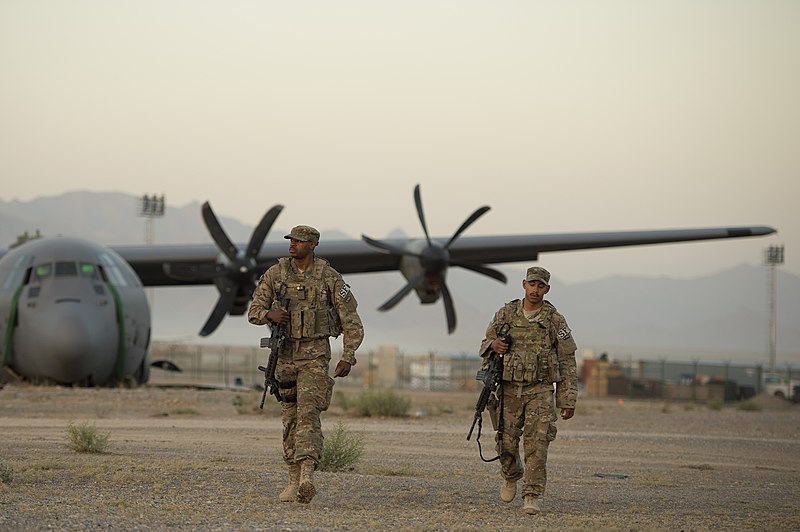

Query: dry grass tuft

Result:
[0,460,12,483]
[65,421,111,453]
[319,421,364,472]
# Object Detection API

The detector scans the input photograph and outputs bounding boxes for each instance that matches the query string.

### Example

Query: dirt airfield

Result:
[1,383,799,531]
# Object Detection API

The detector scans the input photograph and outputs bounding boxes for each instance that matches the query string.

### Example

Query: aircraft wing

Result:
[435,226,777,267]
[112,223,776,336]
[113,225,776,284]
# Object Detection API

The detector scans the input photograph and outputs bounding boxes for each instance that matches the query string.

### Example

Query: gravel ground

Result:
[1,384,799,531]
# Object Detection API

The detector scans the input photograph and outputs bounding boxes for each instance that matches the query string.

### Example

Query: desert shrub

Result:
[66,421,111,453]
[318,421,364,472]
[736,399,762,412]
[0,460,12,483]
[351,390,410,417]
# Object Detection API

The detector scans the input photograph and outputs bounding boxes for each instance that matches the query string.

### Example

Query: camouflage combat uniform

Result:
[248,256,364,465]
[478,298,578,499]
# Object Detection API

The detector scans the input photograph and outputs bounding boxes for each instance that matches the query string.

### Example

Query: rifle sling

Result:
[477,379,506,463]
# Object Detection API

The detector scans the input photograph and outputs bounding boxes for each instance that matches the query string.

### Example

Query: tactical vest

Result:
[500,299,561,384]
[273,257,342,340]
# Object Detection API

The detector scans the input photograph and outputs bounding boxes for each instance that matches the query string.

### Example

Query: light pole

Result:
[139,194,165,243]
[763,245,784,373]
[138,194,166,308]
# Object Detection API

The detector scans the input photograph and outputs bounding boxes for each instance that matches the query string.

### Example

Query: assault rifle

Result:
[467,323,511,462]
[258,286,290,409]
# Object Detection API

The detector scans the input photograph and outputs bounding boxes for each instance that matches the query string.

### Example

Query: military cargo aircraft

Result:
[0,185,776,386]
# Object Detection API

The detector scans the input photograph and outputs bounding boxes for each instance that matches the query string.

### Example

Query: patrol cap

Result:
[526,266,550,285]
[284,225,320,243]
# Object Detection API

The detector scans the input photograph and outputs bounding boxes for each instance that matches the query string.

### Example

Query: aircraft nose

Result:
[39,304,118,383]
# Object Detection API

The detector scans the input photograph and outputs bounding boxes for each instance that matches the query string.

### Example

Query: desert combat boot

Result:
[500,479,517,503]
[523,495,541,515]
[279,463,301,502]
[297,459,317,504]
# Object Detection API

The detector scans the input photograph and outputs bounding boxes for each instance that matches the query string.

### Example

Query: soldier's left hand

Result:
[560,408,574,420]
[333,360,352,378]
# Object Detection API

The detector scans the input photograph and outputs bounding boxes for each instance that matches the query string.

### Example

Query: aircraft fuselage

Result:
[0,237,150,386]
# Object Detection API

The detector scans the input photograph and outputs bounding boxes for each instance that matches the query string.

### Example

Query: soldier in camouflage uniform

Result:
[478,266,577,515]
[248,225,364,504]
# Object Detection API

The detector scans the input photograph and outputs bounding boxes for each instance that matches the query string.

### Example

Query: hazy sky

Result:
[1,1,797,284]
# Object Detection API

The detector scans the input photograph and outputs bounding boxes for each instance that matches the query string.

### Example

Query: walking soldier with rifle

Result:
[248,225,364,504]
[475,266,578,515]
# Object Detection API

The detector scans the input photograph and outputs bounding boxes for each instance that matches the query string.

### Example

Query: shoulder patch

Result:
[557,326,572,341]
[338,284,351,302]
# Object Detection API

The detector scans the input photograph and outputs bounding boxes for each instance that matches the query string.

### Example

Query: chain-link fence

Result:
[147,341,797,402]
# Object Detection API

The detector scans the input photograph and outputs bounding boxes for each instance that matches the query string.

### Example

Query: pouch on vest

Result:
[289,309,303,339]
[327,307,342,337]
[311,307,340,338]
[302,309,317,338]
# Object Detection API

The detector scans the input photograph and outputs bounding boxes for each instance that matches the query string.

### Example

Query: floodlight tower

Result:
[763,245,784,373]
[138,194,165,244]
[138,194,166,307]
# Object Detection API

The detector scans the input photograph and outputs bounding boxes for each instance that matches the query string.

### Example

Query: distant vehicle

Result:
[762,373,800,402]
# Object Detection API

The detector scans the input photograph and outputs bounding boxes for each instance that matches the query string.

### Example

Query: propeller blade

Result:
[440,281,457,334]
[362,234,420,258]
[378,272,426,311]
[444,206,490,249]
[450,261,507,283]
[245,204,284,260]
[199,279,238,336]
[377,283,415,311]
[413,184,432,246]
[202,202,239,262]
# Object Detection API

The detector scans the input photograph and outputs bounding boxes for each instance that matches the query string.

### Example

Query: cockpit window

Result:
[33,263,52,281]
[80,263,100,280]
[55,261,78,277]
[97,252,141,287]
[1,254,34,290]
[98,253,128,287]
[0,255,33,291]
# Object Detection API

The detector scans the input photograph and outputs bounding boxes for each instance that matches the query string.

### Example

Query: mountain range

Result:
[2,191,798,365]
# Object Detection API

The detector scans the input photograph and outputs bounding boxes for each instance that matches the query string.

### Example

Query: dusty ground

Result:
[1,383,799,531]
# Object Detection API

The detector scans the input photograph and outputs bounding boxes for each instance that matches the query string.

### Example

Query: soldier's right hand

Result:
[266,307,289,325]
[491,337,509,354]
